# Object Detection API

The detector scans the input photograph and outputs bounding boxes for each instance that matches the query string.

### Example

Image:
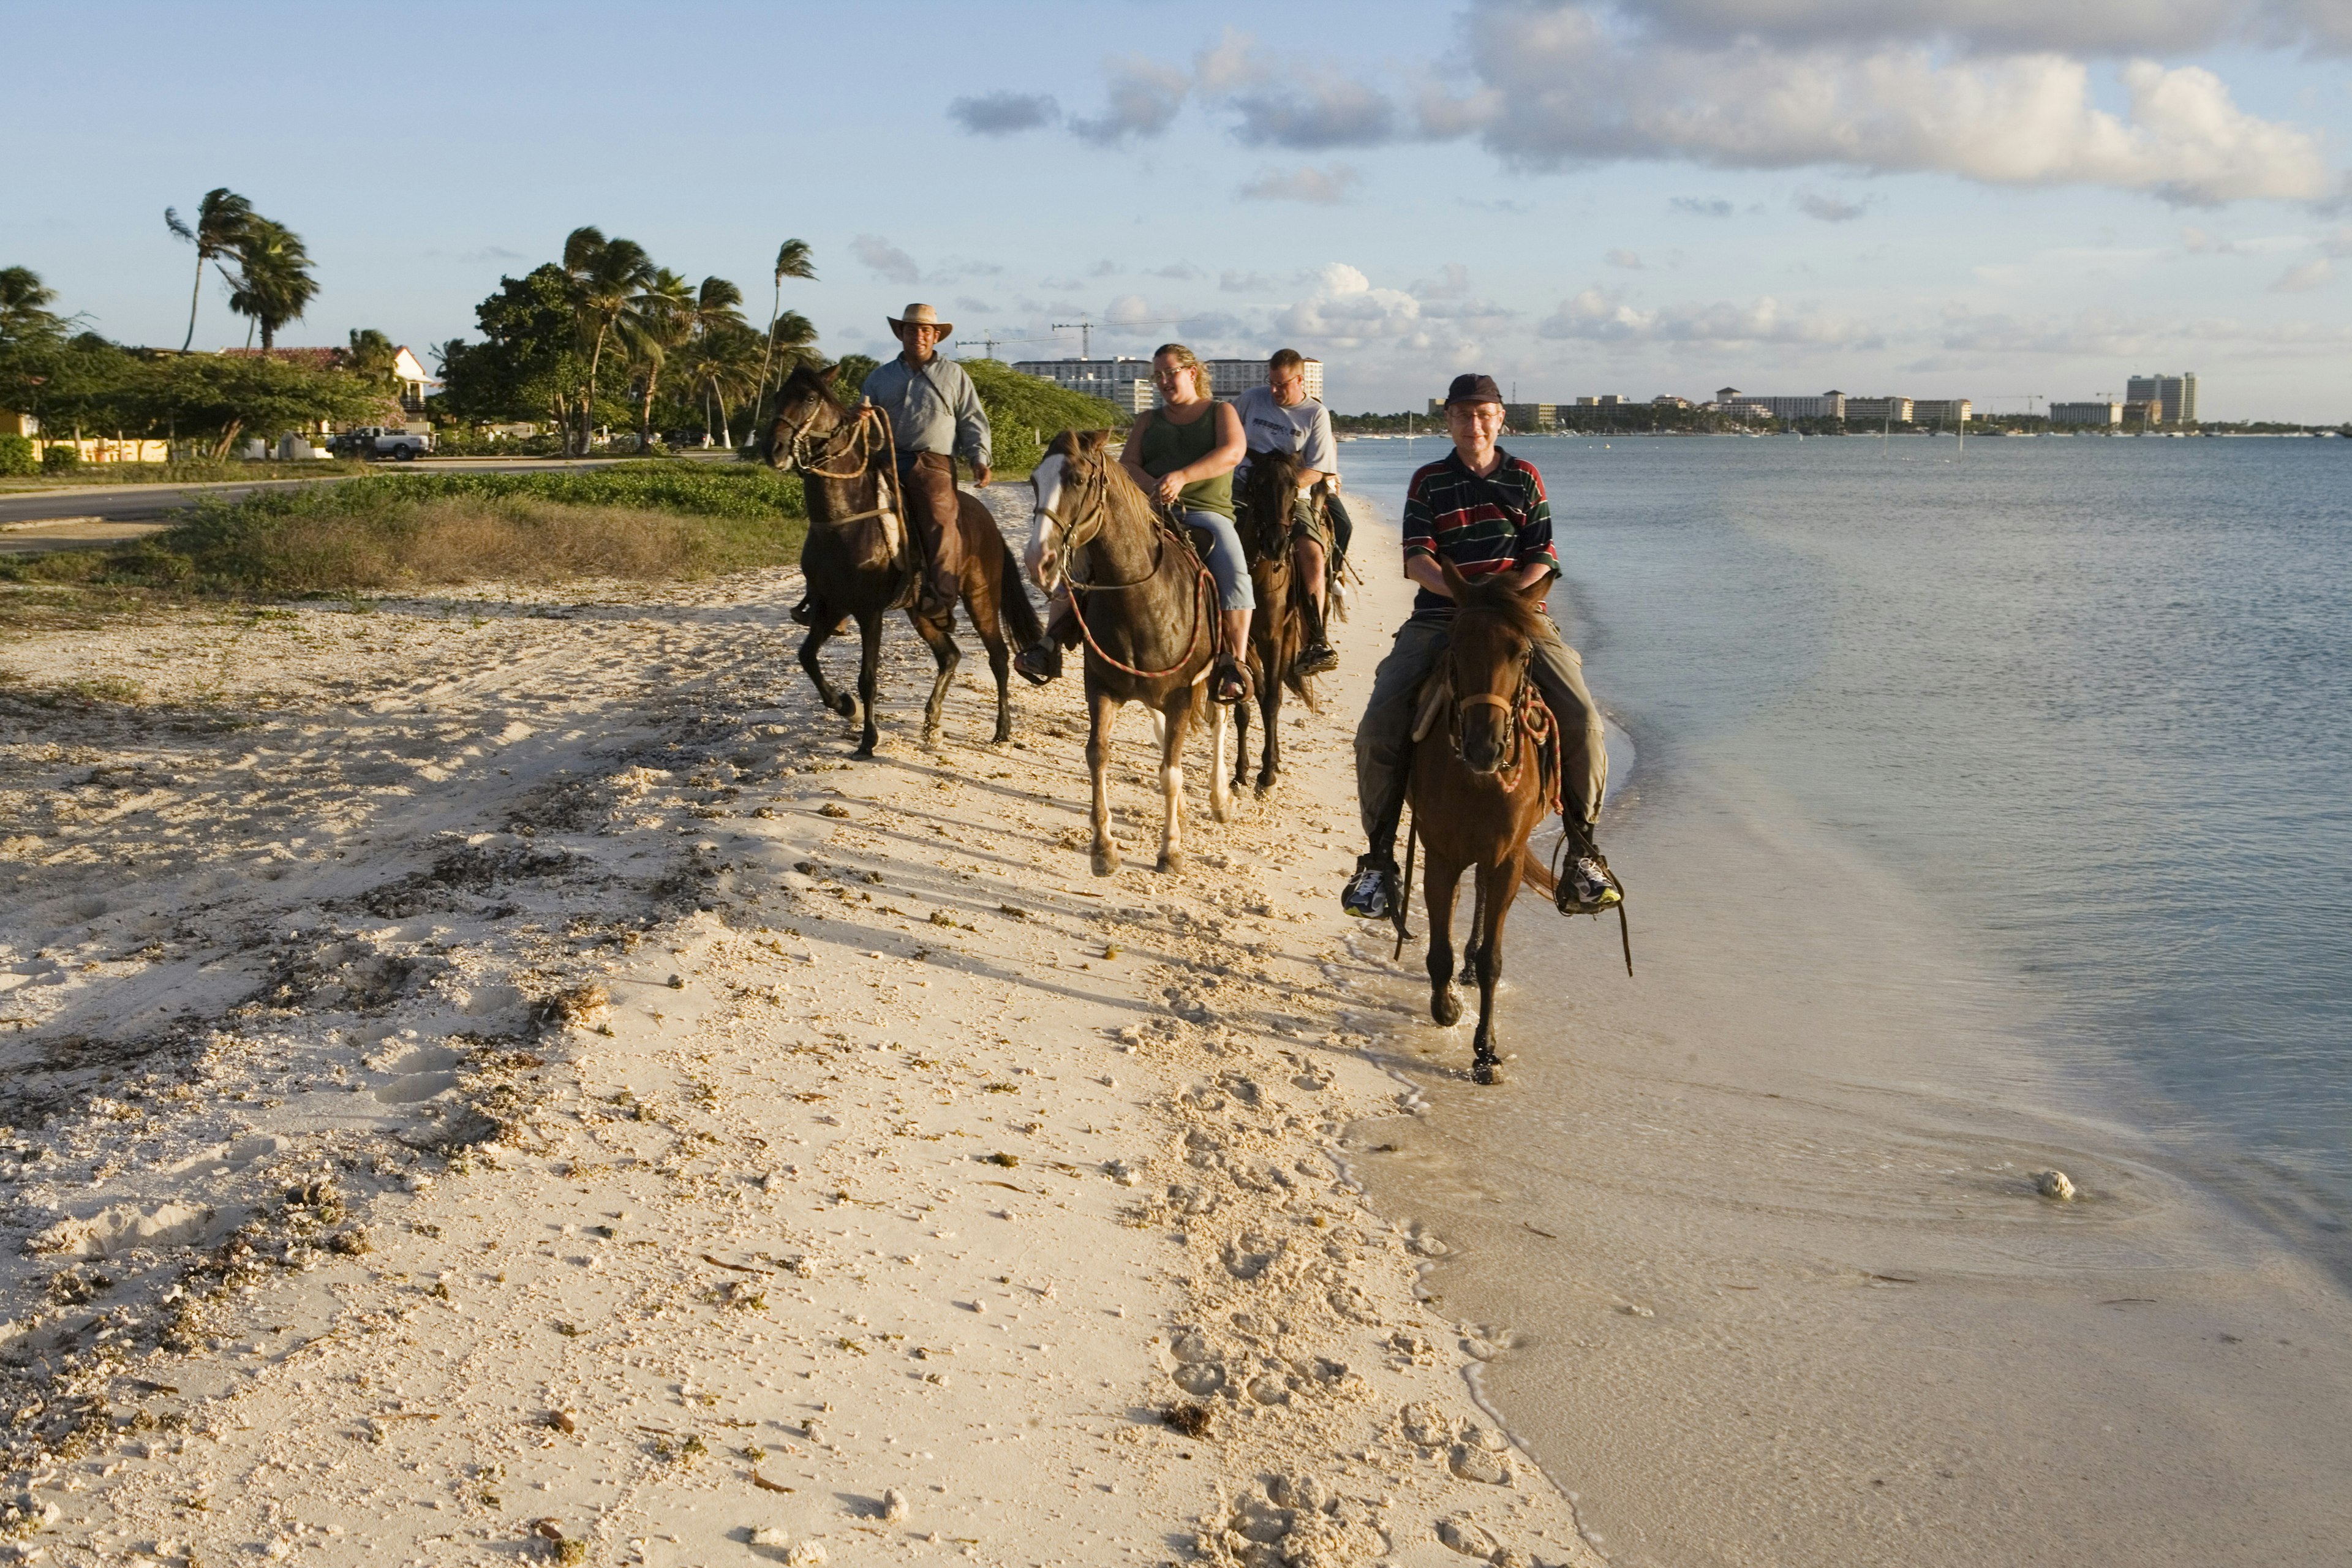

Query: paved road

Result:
[0,454,729,540]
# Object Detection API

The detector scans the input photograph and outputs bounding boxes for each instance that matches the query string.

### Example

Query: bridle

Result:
[777,399,900,526]
[1447,634,1544,790]
[1036,445,1213,680]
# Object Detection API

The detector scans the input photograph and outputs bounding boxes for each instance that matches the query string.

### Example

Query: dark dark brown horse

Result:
[1401,561,1563,1084]
[1023,429,1231,875]
[768,364,1041,757]
[1231,448,1322,794]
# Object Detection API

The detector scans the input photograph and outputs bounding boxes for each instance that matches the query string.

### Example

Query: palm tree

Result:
[222,218,318,350]
[623,268,696,450]
[752,238,816,439]
[561,226,656,454]
[165,188,255,352]
[0,266,64,349]
[345,327,399,390]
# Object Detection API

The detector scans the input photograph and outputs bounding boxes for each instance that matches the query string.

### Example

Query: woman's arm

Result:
[1118,410,1156,494]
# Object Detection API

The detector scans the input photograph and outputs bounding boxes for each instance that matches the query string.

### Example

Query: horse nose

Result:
[1464,716,1509,772]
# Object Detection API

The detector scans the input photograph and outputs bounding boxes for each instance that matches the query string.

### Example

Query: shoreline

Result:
[0,487,1602,1564]
[1319,517,2352,1565]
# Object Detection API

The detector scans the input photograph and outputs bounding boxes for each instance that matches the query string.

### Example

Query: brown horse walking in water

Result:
[1230,448,1322,794]
[769,364,1041,757]
[1400,562,1564,1084]
[1024,429,1231,875]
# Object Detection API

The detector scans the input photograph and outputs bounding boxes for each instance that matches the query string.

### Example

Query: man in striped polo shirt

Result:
[1342,373,1621,920]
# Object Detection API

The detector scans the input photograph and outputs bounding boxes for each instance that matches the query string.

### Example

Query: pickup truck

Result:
[335,426,432,460]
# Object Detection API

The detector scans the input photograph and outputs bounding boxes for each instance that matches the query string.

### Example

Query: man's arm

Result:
[949,364,992,482]
[1294,404,1336,489]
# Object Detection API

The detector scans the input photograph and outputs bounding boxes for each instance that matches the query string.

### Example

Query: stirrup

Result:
[1289,643,1338,680]
[1014,638,1061,685]
[1210,657,1251,704]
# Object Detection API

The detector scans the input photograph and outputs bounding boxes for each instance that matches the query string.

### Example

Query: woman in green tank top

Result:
[1121,343,1252,702]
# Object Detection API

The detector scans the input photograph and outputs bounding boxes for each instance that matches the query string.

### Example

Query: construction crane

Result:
[1051,317,1095,358]
[956,333,1005,360]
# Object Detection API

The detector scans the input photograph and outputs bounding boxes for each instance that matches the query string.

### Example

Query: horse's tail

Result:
[997,541,1045,647]
[1515,843,1559,899]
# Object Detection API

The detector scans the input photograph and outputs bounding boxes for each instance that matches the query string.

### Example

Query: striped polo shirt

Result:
[1400,446,1559,619]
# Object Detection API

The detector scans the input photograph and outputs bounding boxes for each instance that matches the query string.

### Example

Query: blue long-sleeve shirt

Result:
[861,353,992,467]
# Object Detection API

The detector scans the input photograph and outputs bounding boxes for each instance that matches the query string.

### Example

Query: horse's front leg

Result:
[1469,853,1524,1085]
[1255,656,1282,794]
[1156,694,1193,873]
[1087,687,1120,876]
[907,609,959,745]
[797,608,856,720]
[853,611,884,758]
[1229,664,1252,792]
[1424,846,1463,1028]
[1206,693,1232,824]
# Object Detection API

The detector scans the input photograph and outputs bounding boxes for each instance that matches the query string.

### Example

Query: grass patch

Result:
[0,465,807,597]
[0,458,373,491]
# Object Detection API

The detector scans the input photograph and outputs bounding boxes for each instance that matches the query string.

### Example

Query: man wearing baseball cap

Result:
[1341,372,1621,921]
[859,303,992,619]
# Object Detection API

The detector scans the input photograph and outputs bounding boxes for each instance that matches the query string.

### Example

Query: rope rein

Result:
[1052,453,1217,682]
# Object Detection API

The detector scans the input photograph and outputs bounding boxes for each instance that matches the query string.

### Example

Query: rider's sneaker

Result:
[1341,855,1399,920]
[1556,849,1623,915]
[1013,638,1061,685]
[1289,641,1339,680]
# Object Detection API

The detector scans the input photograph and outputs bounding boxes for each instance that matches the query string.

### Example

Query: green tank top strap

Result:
[1137,401,1234,521]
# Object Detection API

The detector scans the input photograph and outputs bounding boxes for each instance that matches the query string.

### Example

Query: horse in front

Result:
[1026,430,1232,875]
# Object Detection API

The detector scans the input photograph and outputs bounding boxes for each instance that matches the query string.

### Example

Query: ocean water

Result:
[1339,431,2352,1261]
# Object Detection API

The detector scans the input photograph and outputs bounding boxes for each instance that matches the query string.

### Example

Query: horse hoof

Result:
[992,726,1012,745]
[1432,991,1461,1027]
[1091,848,1120,877]
[1473,1058,1500,1086]
[852,743,876,760]
[1254,772,1276,796]
[1158,850,1186,874]
[830,693,857,718]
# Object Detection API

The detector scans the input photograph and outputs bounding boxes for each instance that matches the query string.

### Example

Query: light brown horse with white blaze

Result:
[1026,430,1231,875]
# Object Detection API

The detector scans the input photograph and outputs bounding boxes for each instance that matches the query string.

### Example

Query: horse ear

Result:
[1436,556,1472,600]
[1077,429,1110,458]
[1515,566,1555,601]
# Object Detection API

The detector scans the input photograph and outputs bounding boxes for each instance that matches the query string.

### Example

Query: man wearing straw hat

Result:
[860,303,992,619]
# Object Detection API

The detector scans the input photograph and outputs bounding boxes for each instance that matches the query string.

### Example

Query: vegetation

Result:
[959,359,1123,473]
[435,229,820,454]
[164,188,255,352]
[0,466,808,596]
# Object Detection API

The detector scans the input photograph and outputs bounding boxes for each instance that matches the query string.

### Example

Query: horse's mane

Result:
[1451,569,1553,645]
[778,360,847,417]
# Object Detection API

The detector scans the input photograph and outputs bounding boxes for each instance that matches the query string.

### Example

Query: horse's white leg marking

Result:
[1088,690,1118,876]
[1161,757,1184,867]
[1208,701,1232,823]
[1147,707,1167,751]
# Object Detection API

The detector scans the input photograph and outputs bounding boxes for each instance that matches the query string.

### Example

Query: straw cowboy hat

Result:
[888,303,953,339]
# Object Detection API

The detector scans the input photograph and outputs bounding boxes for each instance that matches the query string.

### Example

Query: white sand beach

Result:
[0,489,1599,1566]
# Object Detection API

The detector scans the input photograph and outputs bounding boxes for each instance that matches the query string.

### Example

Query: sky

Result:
[6,0,2351,421]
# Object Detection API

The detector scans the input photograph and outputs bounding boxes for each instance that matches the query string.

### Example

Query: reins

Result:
[1050,452,1216,682]
[779,399,904,527]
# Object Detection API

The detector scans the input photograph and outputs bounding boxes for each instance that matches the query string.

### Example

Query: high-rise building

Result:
[1010,354,1322,410]
[1721,390,1848,420]
[1912,399,1973,426]
[1844,396,1915,423]
[2125,372,2198,424]
[2050,401,2123,426]
[1501,403,1556,432]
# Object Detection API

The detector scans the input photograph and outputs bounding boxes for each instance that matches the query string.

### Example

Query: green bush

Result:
[962,360,1125,475]
[0,435,34,477]
[0,465,809,596]
[40,443,79,473]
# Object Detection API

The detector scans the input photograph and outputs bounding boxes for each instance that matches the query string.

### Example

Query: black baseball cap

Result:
[1444,373,1504,407]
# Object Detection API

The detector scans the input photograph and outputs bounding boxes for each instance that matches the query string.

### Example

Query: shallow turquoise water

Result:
[1338,431,2352,1265]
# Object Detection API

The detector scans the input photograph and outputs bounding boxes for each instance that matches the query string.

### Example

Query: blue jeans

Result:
[1179,508,1255,613]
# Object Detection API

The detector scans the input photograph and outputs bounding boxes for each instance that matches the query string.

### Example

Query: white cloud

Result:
[1618,1,2352,56]
[1070,58,1189,145]
[1539,287,1877,347]
[2324,227,2352,258]
[1605,248,1645,268]
[1937,302,2352,355]
[1446,4,2337,206]
[1268,262,1513,355]
[1670,196,1736,217]
[2182,225,2237,253]
[948,91,1058,135]
[851,235,920,286]
[2269,257,2334,292]
[1794,189,1872,222]
[1237,164,1362,204]
[1219,270,1275,293]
